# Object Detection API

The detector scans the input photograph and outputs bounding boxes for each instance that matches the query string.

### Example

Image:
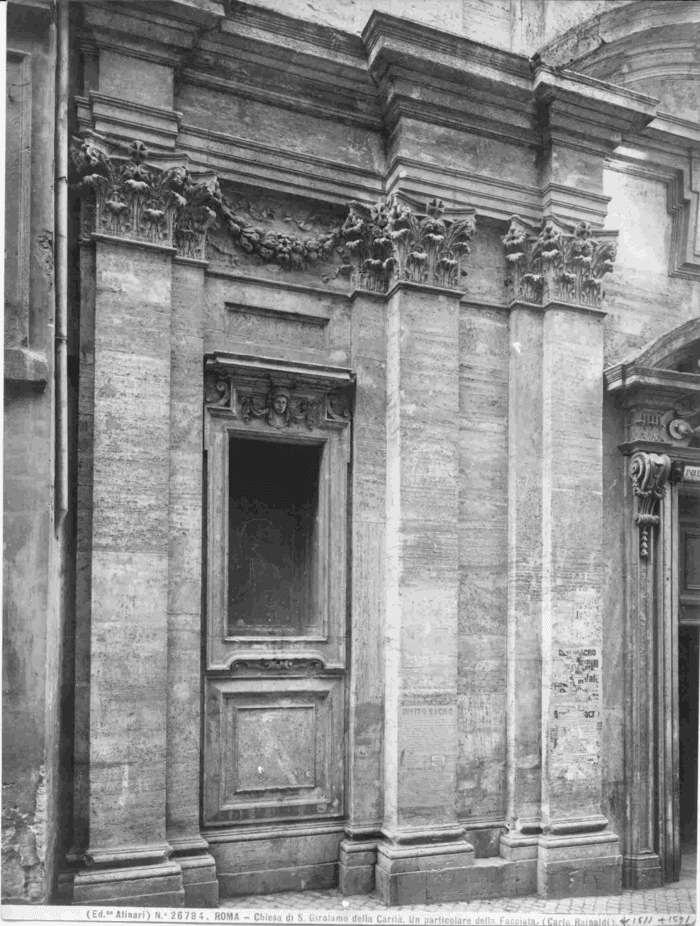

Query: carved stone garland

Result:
[630,451,672,559]
[502,215,617,308]
[204,371,351,428]
[72,138,221,258]
[73,138,477,289]
[340,197,476,293]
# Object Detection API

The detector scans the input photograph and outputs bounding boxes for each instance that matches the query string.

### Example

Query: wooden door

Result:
[678,491,700,853]
[202,356,352,832]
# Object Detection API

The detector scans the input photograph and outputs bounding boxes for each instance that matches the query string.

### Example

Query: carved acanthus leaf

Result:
[502,216,617,308]
[72,138,220,258]
[630,451,672,559]
[340,196,476,293]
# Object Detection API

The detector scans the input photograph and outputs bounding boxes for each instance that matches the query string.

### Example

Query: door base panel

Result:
[208,824,343,898]
[219,862,338,897]
[622,853,662,890]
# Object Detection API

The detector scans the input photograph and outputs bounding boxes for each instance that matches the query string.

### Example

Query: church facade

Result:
[4,0,700,908]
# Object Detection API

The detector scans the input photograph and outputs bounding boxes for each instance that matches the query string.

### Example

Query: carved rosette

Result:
[204,371,351,429]
[72,138,221,257]
[630,451,672,559]
[340,197,476,293]
[502,215,617,308]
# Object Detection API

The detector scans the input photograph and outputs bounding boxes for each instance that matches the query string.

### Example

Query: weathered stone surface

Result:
[8,0,700,910]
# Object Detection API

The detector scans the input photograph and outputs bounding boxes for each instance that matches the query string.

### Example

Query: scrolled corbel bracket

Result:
[630,451,672,559]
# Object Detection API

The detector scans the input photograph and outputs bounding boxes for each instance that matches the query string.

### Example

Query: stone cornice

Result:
[79,1,225,69]
[606,364,700,451]
[225,0,367,66]
[362,12,534,147]
[605,364,700,397]
[75,92,182,153]
[183,3,382,132]
[532,58,659,156]
[362,11,531,87]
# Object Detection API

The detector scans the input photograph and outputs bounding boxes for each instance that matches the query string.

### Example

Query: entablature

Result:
[606,364,700,453]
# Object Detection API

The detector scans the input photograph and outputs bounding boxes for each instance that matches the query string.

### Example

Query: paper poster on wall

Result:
[550,647,601,777]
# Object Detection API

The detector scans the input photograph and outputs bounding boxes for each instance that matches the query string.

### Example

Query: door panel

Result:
[204,675,345,825]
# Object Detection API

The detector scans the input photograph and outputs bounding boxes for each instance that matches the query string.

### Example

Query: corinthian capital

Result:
[502,215,617,309]
[72,137,221,259]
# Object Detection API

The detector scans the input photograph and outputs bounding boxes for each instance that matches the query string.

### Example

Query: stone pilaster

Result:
[521,62,656,897]
[166,256,218,907]
[500,299,544,863]
[538,299,621,897]
[620,452,672,888]
[377,280,474,905]
[72,234,182,906]
[500,215,623,896]
[340,290,387,896]
[71,139,220,907]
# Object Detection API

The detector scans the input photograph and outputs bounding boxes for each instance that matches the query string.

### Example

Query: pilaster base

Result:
[375,831,476,905]
[73,860,184,907]
[169,836,219,908]
[500,831,539,861]
[537,833,622,898]
[622,853,662,890]
[339,832,378,896]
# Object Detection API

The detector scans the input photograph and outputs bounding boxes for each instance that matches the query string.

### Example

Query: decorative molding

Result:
[72,139,479,290]
[605,362,700,451]
[205,372,352,429]
[341,196,476,293]
[204,353,354,432]
[72,137,220,259]
[630,452,672,558]
[229,657,326,675]
[502,215,618,308]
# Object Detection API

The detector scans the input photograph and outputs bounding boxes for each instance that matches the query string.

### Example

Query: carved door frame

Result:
[201,352,354,830]
[607,359,700,886]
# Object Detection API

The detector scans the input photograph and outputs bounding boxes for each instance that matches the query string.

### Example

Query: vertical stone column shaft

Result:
[340,291,387,895]
[538,305,621,897]
[377,282,474,906]
[73,239,183,906]
[501,305,544,861]
[166,259,218,906]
